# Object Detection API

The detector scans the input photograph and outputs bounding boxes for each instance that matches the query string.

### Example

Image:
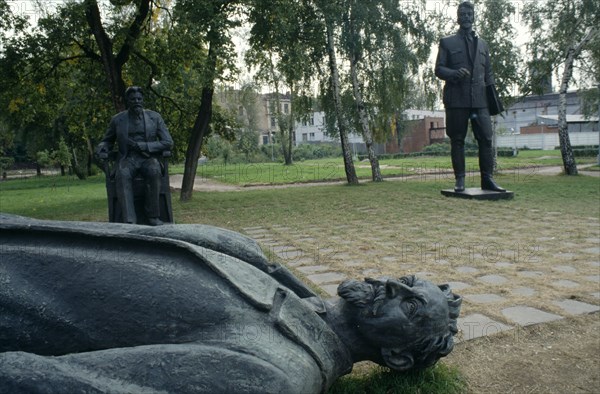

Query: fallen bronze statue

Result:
[0,214,461,393]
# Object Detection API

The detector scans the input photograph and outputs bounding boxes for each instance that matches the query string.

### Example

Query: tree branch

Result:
[131,50,186,115]
[115,0,152,67]
[72,39,101,62]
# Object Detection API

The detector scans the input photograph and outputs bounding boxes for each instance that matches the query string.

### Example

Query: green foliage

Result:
[421,141,479,155]
[52,138,72,168]
[36,150,52,168]
[522,0,600,95]
[0,156,14,173]
[475,0,522,106]
[293,143,342,161]
[554,145,599,157]
[204,135,232,161]
[337,0,434,140]
[237,130,260,159]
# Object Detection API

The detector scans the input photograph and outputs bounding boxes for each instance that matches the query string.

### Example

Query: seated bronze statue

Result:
[0,214,461,393]
[96,86,174,225]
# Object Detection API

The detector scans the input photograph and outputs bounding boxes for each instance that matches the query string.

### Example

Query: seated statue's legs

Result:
[115,159,138,224]
[141,158,162,225]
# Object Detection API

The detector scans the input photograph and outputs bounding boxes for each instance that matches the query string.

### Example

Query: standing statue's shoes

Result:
[481,178,506,192]
[454,177,465,192]
[147,218,164,226]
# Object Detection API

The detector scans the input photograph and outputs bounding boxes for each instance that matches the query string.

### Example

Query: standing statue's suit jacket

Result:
[101,110,173,158]
[435,31,495,109]
[0,215,351,394]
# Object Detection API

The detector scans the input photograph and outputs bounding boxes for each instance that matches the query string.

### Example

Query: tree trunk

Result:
[86,136,94,176]
[325,19,358,185]
[180,86,214,201]
[349,51,382,182]
[557,27,597,175]
[285,89,295,166]
[180,32,218,201]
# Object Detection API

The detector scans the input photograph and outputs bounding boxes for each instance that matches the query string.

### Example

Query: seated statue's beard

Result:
[131,106,143,116]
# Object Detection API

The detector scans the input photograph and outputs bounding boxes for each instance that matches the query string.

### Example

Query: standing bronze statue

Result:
[97,87,173,225]
[435,1,505,192]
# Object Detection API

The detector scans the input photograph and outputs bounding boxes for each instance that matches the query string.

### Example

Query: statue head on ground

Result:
[337,275,461,371]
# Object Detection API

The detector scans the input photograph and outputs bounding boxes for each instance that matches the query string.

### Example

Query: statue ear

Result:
[381,347,414,371]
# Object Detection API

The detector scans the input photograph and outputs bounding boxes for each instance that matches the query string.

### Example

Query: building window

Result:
[271,117,276,128]
[309,115,314,126]
[309,132,315,141]
[302,133,308,142]
[283,103,289,114]
[262,135,269,145]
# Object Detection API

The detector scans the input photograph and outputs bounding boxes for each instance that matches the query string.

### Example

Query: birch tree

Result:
[523,0,599,175]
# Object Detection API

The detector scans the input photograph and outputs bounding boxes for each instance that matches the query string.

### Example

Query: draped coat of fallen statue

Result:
[0,214,461,393]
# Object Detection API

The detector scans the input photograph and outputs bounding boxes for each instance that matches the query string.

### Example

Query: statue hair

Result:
[458,1,474,13]
[124,86,143,99]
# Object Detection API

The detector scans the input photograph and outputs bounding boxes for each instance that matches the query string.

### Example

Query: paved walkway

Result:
[239,225,599,344]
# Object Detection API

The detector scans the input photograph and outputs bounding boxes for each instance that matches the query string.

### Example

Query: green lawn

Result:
[168,149,597,186]
[1,159,599,393]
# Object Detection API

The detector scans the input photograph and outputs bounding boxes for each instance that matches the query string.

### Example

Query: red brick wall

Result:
[520,124,557,134]
[399,116,445,153]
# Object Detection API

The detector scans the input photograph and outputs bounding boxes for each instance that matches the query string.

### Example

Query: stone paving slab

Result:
[286,257,313,266]
[307,272,346,285]
[552,280,580,288]
[457,313,513,341]
[456,266,479,274]
[511,287,536,297]
[552,265,577,273]
[501,306,563,326]
[277,250,305,260]
[447,281,471,291]
[297,265,329,275]
[478,274,508,285]
[517,270,545,278]
[584,275,600,283]
[553,299,600,315]
[464,294,507,304]
[583,247,600,254]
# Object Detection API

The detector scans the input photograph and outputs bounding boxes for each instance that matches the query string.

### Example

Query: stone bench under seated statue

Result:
[0,214,462,394]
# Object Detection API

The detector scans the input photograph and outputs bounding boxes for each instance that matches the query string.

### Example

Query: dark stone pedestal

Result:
[441,188,514,200]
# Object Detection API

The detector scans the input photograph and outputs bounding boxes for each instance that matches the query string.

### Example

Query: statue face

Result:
[127,91,144,112]
[457,6,474,30]
[356,277,450,349]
